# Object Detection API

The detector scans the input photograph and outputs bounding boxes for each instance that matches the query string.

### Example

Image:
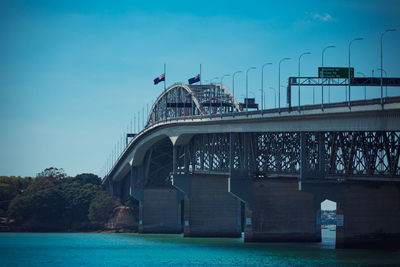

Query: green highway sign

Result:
[318,67,354,78]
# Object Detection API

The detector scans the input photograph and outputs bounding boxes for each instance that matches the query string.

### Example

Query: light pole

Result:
[246,67,256,111]
[278,58,291,113]
[261,63,272,110]
[269,87,276,108]
[357,72,366,100]
[348,37,363,107]
[313,87,315,104]
[220,74,230,114]
[298,52,311,111]
[322,45,335,105]
[232,70,242,112]
[381,28,396,105]
[376,68,388,97]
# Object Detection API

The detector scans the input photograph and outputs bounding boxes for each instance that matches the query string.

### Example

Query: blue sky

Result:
[1,0,400,180]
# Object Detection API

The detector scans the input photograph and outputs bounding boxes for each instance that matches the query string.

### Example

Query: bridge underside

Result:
[106,124,400,248]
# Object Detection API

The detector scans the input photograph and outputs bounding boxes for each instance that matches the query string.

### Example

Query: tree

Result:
[74,173,101,185]
[0,176,32,214]
[6,170,115,231]
[61,182,99,227]
[88,191,119,224]
[26,177,55,193]
[8,187,67,230]
[36,167,66,180]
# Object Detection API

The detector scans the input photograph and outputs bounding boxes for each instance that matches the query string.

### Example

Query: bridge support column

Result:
[335,183,400,249]
[301,181,400,248]
[173,173,242,237]
[136,186,182,234]
[230,172,320,242]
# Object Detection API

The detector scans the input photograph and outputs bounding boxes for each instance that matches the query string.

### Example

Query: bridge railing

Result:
[144,95,400,129]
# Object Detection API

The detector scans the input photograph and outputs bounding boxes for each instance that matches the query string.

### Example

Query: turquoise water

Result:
[1,231,400,266]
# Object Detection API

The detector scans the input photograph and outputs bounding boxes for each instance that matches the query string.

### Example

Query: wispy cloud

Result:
[312,12,332,22]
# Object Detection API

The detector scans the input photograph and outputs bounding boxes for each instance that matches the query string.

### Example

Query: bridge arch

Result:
[147,83,242,126]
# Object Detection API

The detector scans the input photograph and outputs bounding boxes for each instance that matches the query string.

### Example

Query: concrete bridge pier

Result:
[301,181,400,248]
[136,186,182,234]
[229,170,321,242]
[172,173,242,237]
[337,183,400,249]
[131,165,182,234]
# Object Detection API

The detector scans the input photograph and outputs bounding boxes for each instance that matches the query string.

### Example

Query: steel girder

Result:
[177,132,400,179]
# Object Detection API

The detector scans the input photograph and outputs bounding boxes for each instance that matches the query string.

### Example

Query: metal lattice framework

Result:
[131,138,173,188]
[147,83,241,126]
[177,132,400,179]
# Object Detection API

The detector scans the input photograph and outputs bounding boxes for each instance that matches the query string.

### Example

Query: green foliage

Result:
[0,176,32,200]
[88,191,119,224]
[0,176,32,212]
[6,167,112,231]
[36,167,66,180]
[74,173,101,186]
[8,187,67,229]
[124,196,139,209]
[60,182,99,226]
[26,177,55,193]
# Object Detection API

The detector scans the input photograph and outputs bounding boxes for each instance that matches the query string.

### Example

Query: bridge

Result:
[103,80,400,249]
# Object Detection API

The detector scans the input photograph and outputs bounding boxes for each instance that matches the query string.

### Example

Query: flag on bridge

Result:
[188,74,200,84]
[154,73,165,85]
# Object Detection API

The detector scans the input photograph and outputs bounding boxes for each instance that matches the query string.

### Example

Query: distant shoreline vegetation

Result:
[0,167,134,232]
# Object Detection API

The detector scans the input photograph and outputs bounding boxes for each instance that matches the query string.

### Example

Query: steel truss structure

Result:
[176,132,400,180]
[147,83,241,126]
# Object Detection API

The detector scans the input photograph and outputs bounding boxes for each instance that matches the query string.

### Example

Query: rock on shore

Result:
[106,206,138,232]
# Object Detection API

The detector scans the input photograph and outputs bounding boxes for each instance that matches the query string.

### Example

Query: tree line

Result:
[0,167,120,231]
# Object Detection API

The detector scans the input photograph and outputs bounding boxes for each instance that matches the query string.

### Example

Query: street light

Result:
[278,58,291,113]
[381,28,396,104]
[246,67,256,111]
[313,87,315,104]
[261,63,272,110]
[298,52,311,111]
[348,37,363,107]
[322,45,335,104]
[269,87,276,108]
[232,71,242,112]
[220,74,230,114]
[357,72,366,100]
[376,68,388,97]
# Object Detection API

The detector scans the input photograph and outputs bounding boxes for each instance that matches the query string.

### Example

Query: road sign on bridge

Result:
[319,67,354,78]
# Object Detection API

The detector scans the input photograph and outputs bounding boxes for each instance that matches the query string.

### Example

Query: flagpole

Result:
[200,64,202,85]
[163,63,166,91]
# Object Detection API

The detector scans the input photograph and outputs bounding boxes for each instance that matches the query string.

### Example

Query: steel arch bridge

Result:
[146,83,242,126]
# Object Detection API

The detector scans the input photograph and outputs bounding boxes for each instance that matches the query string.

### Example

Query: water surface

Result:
[1,231,399,266]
